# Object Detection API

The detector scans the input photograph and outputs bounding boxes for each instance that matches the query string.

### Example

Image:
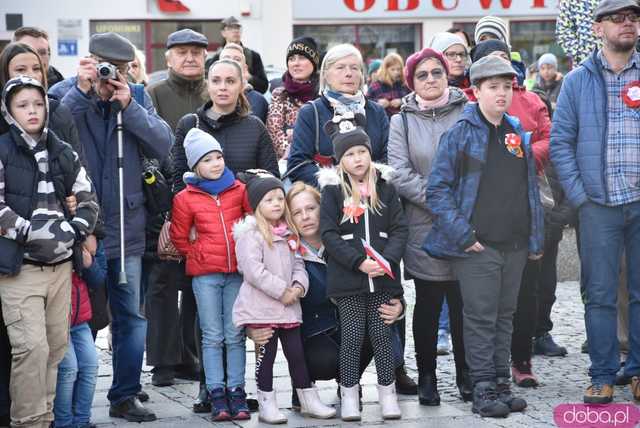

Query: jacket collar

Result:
[167,69,206,93]
[316,162,395,189]
[459,103,525,135]
[300,240,325,264]
[197,101,243,130]
[401,87,467,118]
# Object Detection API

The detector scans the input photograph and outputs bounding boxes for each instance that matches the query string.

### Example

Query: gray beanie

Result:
[429,32,466,55]
[537,53,558,69]
[184,128,223,170]
[474,16,510,46]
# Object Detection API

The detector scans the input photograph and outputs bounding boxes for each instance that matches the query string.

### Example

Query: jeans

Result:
[192,273,245,391]
[54,323,98,428]
[579,201,640,385]
[439,299,450,333]
[106,256,146,404]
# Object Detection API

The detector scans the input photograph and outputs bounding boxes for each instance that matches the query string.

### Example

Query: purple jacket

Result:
[232,215,309,327]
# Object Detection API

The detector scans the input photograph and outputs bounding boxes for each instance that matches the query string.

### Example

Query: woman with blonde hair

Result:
[367,52,410,117]
[286,43,389,187]
[128,48,148,85]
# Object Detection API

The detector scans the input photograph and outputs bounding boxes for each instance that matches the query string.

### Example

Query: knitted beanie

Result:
[537,53,558,69]
[324,113,371,162]
[184,128,223,170]
[287,37,320,72]
[404,48,449,91]
[474,16,510,46]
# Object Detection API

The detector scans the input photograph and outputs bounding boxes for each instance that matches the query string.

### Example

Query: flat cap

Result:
[89,32,135,62]
[470,55,516,85]
[221,16,241,28]
[167,28,208,49]
[594,0,640,21]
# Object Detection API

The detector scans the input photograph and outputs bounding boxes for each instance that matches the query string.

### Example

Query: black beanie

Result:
[471,39,511,63]
[239,170,285,211]
[287,37,320,72]
[324,113,371,162]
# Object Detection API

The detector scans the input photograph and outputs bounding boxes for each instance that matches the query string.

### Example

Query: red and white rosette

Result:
[622,80,640,108]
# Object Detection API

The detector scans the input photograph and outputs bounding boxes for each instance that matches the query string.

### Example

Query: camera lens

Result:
[99,67,109,76]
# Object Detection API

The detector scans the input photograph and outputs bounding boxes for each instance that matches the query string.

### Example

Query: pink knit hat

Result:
[404,48,449,91]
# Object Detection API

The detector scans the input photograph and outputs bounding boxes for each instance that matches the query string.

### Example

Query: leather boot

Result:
[418,372,440,406]
[395,366,417,395]
[457,370,473,402]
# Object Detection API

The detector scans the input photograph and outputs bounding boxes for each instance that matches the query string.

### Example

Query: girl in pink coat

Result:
[232,172,335,424]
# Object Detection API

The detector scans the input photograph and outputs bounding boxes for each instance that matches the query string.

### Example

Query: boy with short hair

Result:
[423,55,544,418]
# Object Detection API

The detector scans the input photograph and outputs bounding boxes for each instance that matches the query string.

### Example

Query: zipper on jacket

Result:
[213,195,233,272]
[364,206,374,293]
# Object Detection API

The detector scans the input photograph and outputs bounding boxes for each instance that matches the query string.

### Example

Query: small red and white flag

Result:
[361,238,395,279]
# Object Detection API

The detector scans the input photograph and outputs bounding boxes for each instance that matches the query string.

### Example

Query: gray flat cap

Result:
[89,32,135,62]
[221,16,241,28]
[470,55,516,85]
[167,28,208,49]
[594,0,640,21]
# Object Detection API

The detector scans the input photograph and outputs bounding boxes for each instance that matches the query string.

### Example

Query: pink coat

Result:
[232,215,309,327]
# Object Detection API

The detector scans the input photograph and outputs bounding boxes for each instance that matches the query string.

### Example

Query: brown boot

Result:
[631,377,640,401]
[583,384,614,404]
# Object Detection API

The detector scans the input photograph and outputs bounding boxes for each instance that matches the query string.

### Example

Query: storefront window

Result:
[293,24,420,65]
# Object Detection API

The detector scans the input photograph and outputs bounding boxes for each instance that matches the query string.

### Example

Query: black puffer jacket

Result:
[171,102,279,194]
[319,164,408,298]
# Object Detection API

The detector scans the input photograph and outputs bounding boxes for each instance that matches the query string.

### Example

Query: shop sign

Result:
[293,0,558,19]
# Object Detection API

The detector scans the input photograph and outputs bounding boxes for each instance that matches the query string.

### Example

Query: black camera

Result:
[96,62,117,80]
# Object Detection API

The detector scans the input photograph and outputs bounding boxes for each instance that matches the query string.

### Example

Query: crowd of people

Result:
[0,0,639,426]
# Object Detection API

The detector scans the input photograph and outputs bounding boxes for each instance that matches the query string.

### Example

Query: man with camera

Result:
[55,32,172,422]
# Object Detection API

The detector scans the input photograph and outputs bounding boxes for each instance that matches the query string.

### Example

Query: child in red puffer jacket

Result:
[170,128,252,421]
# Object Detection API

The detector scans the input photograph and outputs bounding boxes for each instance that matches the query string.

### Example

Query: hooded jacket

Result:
[388,89,467,282]
[57,77,172,260]
[170,176,251,276]
[172,102,279,194]
[232,215,309,327]
[423,104,544,260]
[0,77,99,275]
[319,163,408,298]
[286,96,390,187]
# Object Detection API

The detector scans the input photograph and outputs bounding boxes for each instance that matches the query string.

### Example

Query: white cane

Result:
[116,111,128,285]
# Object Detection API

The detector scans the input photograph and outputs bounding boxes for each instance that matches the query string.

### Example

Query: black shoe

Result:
[533,333,568,357]
[247,398,259,412]
[109,397,157,422]
[616,365,632,386]
[395,366,418,395]
[472,381,510,418]
[496,377,527,412]
[151,366,175,387]
[418,372,440,406]
[457,370,473,402]
[581,339,589,354]
[174,365,199,381]
[291,389,301,411]
[0,414,9,427]
[137,390,149,403]
[193,383,212,413]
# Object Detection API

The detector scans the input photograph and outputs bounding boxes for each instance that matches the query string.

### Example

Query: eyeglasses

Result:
[415,69,445,81]
[601,12,640,23]
[444,51,468,61]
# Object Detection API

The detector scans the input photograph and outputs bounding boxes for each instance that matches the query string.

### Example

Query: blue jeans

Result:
[439,298,450,332]
[54,323,99,427]
[106,256,146,404]
[192,273,245,391]
[579,201,640,385]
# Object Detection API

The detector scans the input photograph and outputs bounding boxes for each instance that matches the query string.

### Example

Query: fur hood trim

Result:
[232,215,258,241]
[316,162,394,189]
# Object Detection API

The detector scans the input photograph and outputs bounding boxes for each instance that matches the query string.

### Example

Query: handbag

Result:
[157,214,183,261]
[282,100,323,191]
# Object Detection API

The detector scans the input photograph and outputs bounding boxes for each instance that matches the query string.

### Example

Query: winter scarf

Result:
[416,88,450,110]
[183,167,236,195]
[283,72,318,103]
[323,89,367,117]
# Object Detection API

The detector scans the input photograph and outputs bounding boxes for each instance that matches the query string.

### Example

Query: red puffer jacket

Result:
[71,272,92,326]
[170,179,251,276]
[464,81,551,174]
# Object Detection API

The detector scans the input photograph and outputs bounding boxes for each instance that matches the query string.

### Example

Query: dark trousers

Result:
[144,260,185,367]
[413,280,467,381]
[303,330,374,383]
[536,237,562,337]
[179,285,199,371]
[0,312,10,418]
[511,259,542,362]
[256,327,310,391]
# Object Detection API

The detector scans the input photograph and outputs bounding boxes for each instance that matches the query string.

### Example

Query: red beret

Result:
[404,48,449,91]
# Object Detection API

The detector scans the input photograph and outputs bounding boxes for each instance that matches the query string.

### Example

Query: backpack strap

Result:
[310,100,320,153]
[401,111,408,146]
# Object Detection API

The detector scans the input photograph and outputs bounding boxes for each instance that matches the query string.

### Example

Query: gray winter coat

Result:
[388,88,467,282]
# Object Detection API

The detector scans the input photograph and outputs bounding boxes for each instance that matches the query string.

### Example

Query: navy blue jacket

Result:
[59,79,173,260]
[286,96,389,187]
[299,243,338,339]
[423,104,544,259]
[246,89,268,124]
[550,50,613,208]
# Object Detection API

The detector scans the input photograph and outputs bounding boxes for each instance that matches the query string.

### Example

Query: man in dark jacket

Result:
[551,0,640,405]
[60,32,172,421]
[206,16,269,94]
[13,26,65,87]
[145,28,205,402]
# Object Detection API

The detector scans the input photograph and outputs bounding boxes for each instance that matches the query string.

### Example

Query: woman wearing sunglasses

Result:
[387,48,472,407]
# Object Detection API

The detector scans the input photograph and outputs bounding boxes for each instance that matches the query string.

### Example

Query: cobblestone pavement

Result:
[89,231,638,427]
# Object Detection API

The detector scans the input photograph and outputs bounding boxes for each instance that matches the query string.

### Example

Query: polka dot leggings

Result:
[336,291,395,388]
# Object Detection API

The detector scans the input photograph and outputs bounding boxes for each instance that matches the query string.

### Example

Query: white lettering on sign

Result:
[292,0,558,19]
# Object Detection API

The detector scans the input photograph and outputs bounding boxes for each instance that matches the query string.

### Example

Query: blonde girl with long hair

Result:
[231,172,335,424]
[366,52,410,117]
[318,115,408,421]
